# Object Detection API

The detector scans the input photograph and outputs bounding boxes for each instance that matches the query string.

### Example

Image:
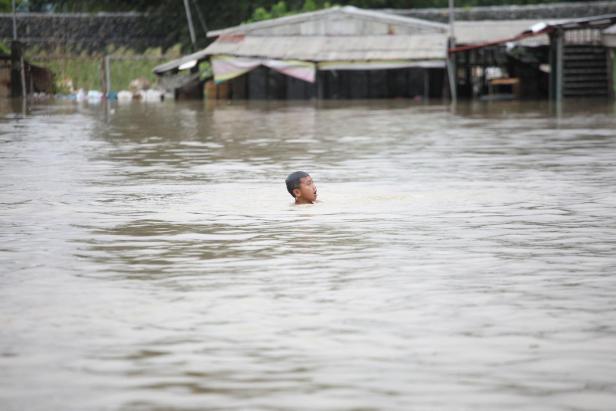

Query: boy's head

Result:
[285,171,317,204]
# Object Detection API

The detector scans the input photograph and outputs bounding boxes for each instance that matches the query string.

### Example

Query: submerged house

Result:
[452,20,557,99]
[154,7,450,100]
[0,42,53,97]
[450,14,616,100]
[603,23,616,91]
[155,6,616,101]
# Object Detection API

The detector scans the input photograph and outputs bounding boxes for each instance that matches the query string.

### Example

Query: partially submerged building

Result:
[0,42,53,97]
[451,15,616,99]
[451,20,557,99]
[603,23,616,92]
[154,6,616,101]
[154,7,450,100]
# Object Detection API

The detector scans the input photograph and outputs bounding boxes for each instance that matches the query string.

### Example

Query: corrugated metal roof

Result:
[154,9,575,74]
[153,48,210,75]
[601,23,616,47]
[604,23,616,34]
[203,35,447,61]
[453,14,616,50]
[153,34,446,74]
[208,6,447,37]
[552,13,616,30]
[455,20,563,46]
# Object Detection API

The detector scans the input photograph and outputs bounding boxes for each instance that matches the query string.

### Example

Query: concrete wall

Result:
[387,1,616,22]
[1,2,614,52]
[0,12,186,52]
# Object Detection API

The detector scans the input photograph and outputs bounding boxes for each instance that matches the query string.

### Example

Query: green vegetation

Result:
[0,41,10,55]
[2,0,602,54]
[0,0,39,12]
[248,0,334,22]
[0,1,599,19]
[2,0,596,13]
[26,45,184,93]
[3,0,598,93]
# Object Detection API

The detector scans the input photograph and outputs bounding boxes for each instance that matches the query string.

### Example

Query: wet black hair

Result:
[285,171,310,198]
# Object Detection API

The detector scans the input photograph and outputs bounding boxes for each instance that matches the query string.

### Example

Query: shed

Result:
[0,42,54,98]
[602,24,616,96]
[451,20,562,99]
[451,14,616,100]
[603,23,616,47]
[154,6,450,100]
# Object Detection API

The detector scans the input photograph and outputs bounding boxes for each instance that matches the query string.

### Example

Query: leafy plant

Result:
[247,0,337,22]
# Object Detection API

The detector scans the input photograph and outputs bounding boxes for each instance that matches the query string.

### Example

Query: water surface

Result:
[1,99,616,410]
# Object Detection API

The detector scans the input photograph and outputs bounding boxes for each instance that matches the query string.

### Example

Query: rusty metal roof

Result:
[452,14,616,52]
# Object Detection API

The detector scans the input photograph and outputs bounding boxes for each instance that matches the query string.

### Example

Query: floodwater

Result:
[1,98,616,411]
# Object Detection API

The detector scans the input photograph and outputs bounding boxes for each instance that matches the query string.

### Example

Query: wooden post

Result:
[548,32,555,100]
[20,56,26,97]
[449,0,455,39]
[19,56,26,97]
[423,68,429,100]
[100,57,106,95]
[447,48,457,101]
[103,55,112,96]
[447,0,457,102]
[10,41,21,97]
[555,29,564,102]
[12,0,17,40]
[190,0,208,35]
[183,0,197,50]
[11,0,25,99]
[29,63,33,93]
[607,49,616,98]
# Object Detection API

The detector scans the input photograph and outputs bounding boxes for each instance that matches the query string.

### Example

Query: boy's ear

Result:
[292,188,301,198]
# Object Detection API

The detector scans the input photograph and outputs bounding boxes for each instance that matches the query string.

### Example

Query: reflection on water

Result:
[1,98,616,410]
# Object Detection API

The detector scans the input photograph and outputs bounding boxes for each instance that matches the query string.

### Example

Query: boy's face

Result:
[293,175,317,203]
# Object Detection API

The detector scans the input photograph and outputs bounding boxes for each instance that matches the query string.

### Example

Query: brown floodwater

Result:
[1,98,616,410]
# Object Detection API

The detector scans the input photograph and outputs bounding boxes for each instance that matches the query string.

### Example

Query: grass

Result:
[25,45,195,93]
